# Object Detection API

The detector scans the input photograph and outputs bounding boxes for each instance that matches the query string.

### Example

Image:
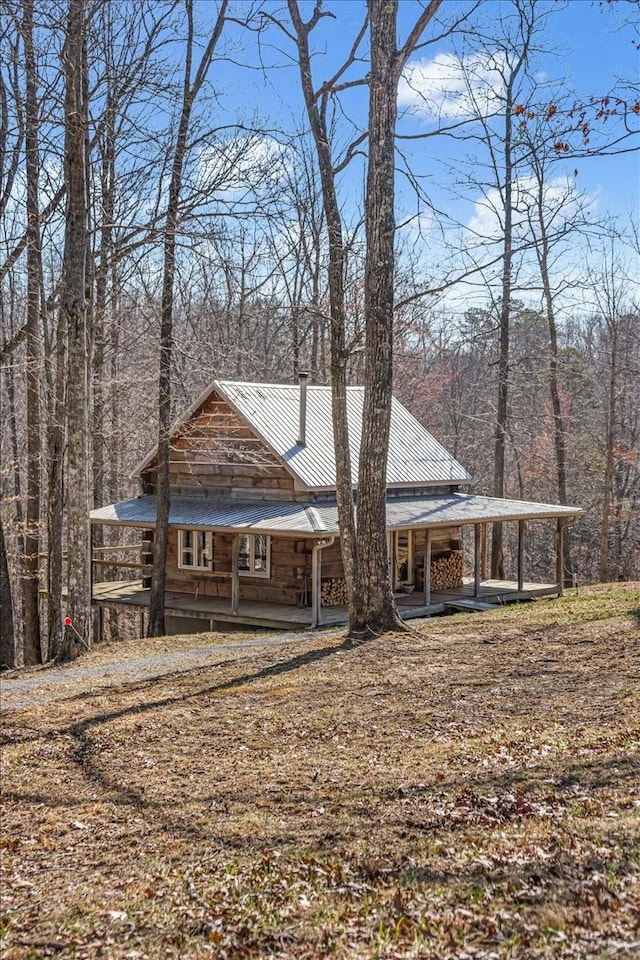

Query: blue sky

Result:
[212,0,638,218]
[184,0,639,311]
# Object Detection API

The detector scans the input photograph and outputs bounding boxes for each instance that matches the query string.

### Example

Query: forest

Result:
[0,0,638,666]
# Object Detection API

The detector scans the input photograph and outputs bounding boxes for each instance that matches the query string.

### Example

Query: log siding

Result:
[140,391,296,497]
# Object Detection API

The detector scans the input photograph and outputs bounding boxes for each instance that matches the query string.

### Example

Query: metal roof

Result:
[91,493,582,535]
[132,380,471,489]
[90,495,328,535]
[216,380,471,490]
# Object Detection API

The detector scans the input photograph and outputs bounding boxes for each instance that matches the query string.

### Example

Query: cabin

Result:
[90,376,583,634]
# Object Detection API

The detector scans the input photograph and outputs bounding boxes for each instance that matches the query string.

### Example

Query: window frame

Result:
[238,533,271,578]
[178,529,213,572]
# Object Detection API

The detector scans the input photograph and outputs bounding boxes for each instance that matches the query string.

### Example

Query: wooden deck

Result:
[92,577,558,631]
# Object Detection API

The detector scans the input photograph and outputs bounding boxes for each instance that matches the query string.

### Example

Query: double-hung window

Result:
[178,530,213,571]
[239,534,270,578]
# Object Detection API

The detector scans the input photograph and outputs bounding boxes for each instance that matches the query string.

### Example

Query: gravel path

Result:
[0,630,335,712]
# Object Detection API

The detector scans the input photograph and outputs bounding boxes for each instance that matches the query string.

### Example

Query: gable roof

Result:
[134,379,471,491]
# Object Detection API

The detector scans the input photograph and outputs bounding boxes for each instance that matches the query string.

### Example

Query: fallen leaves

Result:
[0,585,639,958]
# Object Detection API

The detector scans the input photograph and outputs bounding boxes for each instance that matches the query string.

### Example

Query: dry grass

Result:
[1,584,639,959]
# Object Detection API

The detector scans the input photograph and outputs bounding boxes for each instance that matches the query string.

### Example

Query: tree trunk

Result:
[22,0,42,664]
[288,0,358,613]
[288,0,438,633]
[46,307,67,660]
[538,223,572,584]
[0,513,16,669]
[491,80,515,581]
[148,0,228,636]
[599,325,617,583]
[351,0,404,635]
[92,92,115,571]
[61,0,92,660]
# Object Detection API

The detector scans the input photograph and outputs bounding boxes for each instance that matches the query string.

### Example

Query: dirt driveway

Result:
[0,628,338,712]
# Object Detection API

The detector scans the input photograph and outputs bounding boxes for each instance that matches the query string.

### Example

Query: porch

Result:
[89,491,582,637]
[91,576,559,634]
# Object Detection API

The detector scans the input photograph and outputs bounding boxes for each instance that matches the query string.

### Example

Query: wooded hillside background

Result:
[1,0,638,665]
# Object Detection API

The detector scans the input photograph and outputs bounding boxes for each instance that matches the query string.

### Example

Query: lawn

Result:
[1,584,639,959]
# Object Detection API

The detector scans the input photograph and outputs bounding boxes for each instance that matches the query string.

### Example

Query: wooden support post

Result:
[231,535,240,615]
[310,538,331,628]
[425,528,432,606]
[316,544,323,626]
[480,523,487,580]
[90,523,95,596]
[556,519,564,597]
[311,546,318,626]
[518,519,525,592]
[474,524,481,597]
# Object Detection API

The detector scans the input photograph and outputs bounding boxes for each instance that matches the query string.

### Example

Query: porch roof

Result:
[90,493,583,536]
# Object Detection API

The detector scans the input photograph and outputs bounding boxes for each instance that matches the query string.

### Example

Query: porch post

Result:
[231,534,240,615]
[556,519,564,598]
[424,528,432,606]
[517,520,525,592]
[480,523,487,579]
[311,541,323,627]
[90,523,94,598]
[473,524,481,597]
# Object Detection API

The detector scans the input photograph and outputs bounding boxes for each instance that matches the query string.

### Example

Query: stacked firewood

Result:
[430,551,463,590]
[321,577,348,606]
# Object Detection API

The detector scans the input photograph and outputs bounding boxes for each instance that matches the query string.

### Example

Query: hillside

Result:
[1,584,639,959]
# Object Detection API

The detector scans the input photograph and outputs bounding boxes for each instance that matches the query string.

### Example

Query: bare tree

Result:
[285,0,444,636]
[21,0,43,663]
[59,0,91,660]
[148,0,228,636]
[0,512,15,669]
[520,111,595,583]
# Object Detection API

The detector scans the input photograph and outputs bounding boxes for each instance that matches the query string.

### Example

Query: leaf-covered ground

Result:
[1,584,639,959]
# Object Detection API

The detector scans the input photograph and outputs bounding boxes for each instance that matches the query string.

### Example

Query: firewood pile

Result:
[431,551,463,590]
[321,577,348,606]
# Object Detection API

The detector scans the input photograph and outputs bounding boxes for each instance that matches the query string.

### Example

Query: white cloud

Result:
[398,51,507,122]
[198,135,292,198]
[466,174,598,242]
[399,208,434,240]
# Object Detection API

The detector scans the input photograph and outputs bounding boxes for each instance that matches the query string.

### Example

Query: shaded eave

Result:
[91,493,584,539]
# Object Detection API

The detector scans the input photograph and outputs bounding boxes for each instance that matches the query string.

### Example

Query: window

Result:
[239,534,270,578]
[178,529,213,571]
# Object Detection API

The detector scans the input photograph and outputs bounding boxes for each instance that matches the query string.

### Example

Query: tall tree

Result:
[59,0,91,660]
[483,1,537,579]
[286,0,362,619]
[148,0,228,636]
[352,0,442,633]
[0,512,15,669]
[520,111,594,584]
[287,0,443,636]
[21,0,43,664]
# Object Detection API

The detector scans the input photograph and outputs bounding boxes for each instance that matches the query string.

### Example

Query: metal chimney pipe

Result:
[297,371,309,446]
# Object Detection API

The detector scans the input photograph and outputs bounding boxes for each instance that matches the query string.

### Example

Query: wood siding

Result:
[165,532,313,606]
[141,391,296,497]
[162,528,463,609]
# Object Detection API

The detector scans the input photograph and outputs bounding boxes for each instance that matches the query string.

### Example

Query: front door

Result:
[388,530,414,589]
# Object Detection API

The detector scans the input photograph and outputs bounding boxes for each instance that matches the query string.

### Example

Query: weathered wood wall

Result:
[164,532,313,606]
[141,391,297,498]
[161,526,464,609]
